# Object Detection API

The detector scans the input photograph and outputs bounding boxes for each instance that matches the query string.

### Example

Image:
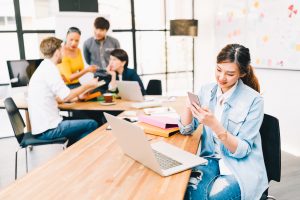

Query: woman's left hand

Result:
[190,103,222,132]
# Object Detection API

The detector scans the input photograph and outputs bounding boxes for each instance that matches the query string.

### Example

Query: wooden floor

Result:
[0,136,299,199]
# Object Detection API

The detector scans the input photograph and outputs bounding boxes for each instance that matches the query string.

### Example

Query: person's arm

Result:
[178,98,199,135]
[68,66,97,82]
[57,77,99,103]
[190,96,264,157]
[83,40,91,65]
[106,64,117,91]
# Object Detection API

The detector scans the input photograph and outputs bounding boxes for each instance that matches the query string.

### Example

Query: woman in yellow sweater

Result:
[58,27,97,89]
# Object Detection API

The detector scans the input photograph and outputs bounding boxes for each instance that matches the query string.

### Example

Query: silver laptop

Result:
[116,81,144,102]
[104,112,207,177]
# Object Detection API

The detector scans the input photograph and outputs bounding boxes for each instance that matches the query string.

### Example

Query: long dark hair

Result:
[110,49,129,69]
[217,44,260,92]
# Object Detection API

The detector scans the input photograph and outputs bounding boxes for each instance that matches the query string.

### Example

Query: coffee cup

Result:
[103,93,113,103]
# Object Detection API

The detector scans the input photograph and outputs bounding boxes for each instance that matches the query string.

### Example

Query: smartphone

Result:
[187,92,201,107]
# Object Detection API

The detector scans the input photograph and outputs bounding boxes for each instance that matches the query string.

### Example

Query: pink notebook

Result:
[138,115,179,129]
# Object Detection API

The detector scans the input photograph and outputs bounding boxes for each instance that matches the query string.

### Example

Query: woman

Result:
[58,27,97,89]
[179,44,268,200]
[106,49,146,95]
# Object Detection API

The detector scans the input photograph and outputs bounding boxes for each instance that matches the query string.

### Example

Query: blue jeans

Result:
[184,158,241,200]
[37,119,98,147]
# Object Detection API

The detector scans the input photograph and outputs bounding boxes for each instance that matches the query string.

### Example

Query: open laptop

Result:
[116,81,145,102]
[104,112,207,177]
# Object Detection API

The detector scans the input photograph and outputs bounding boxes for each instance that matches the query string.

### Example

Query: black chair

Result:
[146,79,162,95]
[4,97,68,179]
[260,114,281,200]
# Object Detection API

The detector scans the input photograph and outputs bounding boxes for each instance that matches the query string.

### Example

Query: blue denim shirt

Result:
[179,80,268,200]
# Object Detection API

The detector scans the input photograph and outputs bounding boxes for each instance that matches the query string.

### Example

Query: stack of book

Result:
[136,115,180,137]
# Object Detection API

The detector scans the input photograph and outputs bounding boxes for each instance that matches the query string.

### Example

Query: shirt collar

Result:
[216,80,238,104]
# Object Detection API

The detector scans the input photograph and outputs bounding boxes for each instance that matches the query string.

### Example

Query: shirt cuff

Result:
[108,84,117,91]
[178,119,194,135]
[226,138,251,159]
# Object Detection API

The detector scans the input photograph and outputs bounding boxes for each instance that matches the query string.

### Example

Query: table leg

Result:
[25,110,32,132]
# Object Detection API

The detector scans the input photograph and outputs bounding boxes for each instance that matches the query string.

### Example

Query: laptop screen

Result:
[7,59,43,88]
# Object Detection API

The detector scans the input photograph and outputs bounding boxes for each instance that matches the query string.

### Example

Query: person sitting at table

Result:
[106,48,146,95]
[179,44,268,200]
[57,27,97,89]
[28,37,99,147]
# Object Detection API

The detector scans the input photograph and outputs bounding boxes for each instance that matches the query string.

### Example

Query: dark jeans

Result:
[36,119,98,147]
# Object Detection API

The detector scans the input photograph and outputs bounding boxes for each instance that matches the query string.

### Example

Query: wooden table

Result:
[0,97,202,200]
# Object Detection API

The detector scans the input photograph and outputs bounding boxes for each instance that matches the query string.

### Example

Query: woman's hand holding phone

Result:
[187,92,220,129]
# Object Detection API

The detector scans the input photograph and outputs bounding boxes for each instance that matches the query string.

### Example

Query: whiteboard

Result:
[215,0,300,70]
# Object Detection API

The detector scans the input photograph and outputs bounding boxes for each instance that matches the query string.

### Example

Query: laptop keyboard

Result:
[153,150,182,170]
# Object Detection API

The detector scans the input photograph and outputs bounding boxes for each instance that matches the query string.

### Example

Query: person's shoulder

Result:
[239,82,261,98]
[107,35,119,43]
[235,82,263,107]
[124,68,136,75]
[84,37,94,46]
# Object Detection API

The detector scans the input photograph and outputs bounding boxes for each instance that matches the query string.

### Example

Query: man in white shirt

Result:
[28,37,99,147]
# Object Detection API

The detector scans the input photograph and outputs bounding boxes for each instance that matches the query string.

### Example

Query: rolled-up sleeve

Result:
[178,117,199,135]
[226,138,251,158]
[223,96,264,159]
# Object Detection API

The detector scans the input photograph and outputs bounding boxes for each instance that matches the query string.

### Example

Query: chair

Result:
[259,114,281,200]
[4,97,68,179]
[146,79,162,95]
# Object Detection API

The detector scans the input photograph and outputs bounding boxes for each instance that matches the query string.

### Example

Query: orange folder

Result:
[136,122,179,137]
[83,91,101,101]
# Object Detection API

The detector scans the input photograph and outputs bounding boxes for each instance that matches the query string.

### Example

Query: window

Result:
[23,33,55,59]
[98,0,131,29]
[111,32,134,69]
[136,32,166,74]
[19,0,57,30]
[0,0,196,96]
[0,33,19,83]
[135,0,165,29]
[0,0,16,30]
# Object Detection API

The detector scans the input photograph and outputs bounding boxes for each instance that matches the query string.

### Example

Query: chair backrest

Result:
[146,79,162,95]
[259,114,281,182]
[4,97,26,144]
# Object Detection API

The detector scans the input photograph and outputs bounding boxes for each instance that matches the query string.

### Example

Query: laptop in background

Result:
[116,81,145,102]
[104,112,207,177]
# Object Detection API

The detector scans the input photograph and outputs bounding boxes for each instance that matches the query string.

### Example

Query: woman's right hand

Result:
[106,64,116,77]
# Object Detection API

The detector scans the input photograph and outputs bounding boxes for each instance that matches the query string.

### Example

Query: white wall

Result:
[194,0,216,92]
[194,0,300,156]
[256,69,300,156]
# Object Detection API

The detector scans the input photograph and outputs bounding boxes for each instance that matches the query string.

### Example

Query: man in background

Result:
[83,17,120,75]
[28,37,99,147]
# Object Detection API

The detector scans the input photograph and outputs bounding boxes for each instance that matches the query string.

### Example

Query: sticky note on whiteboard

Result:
[295,44,300,51]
